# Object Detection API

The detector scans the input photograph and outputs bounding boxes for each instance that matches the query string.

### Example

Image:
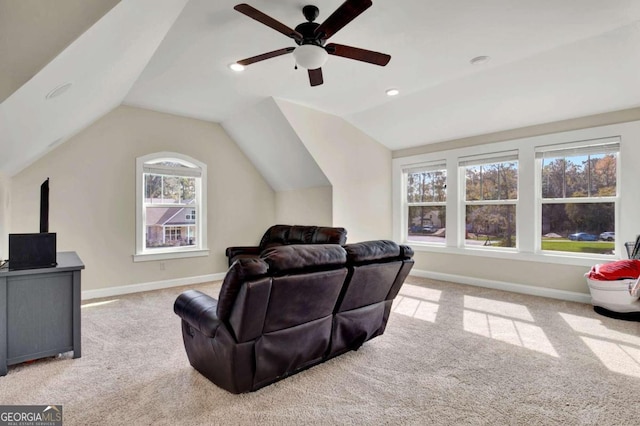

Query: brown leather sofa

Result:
[174,240,414,393]
[225,224,347,266]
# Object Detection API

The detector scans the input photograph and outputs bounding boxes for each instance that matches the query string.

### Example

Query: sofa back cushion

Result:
[259,225,291,249]
[344,240,400,263]
[338,262,403,312]
[261,244,346,273]
[338,241,405,312]
[312,226,347,244]
[263,269,347,333]
[258,225,347,249]
[224,244,347,342]
[217,258,268,321]
[288,225,316,244]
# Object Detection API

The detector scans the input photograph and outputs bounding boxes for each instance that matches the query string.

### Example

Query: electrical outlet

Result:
[160,262,165,271]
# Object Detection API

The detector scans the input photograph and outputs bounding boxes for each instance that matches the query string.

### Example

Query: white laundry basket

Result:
[585,275,640,313]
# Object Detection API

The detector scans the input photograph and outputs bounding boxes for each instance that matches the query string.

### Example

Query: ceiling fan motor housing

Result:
[295,22,324,46]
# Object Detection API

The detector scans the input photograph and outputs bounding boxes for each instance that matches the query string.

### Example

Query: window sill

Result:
[133,249,209,262]
[407,242,620,267]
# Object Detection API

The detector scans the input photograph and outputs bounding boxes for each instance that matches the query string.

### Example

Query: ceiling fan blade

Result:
[326,43,390,66]
[314,0,372,40]
[308,68,323,86]
[234,3,302,41]
[237,47,295,66]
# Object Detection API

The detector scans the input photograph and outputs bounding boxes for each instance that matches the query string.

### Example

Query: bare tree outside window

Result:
[464,159,518,248]
[406,166,447,243]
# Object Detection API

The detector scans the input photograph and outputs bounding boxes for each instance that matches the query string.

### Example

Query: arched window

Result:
[134,152,208,261]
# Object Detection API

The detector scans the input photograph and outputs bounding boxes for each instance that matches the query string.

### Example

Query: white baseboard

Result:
[82,269,591,304]
[410,269,592,304]
[82,272,227,300]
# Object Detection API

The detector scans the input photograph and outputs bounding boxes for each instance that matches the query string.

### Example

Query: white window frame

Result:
[392,121,640,267]
[459,151,519,251]
[134,152,209,262]
[402,161,447,246]
[534,138,620,257]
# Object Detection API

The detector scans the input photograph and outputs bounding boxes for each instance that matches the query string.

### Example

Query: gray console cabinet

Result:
[0,251,84,376]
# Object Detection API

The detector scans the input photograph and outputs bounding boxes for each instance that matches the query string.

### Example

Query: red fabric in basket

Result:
[588,260,640,281]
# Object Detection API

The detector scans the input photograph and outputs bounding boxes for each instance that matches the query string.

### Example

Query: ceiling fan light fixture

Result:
[293,44,328,70]
[229,63,245,72]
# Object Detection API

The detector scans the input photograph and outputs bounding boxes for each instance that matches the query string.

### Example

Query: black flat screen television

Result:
[9,233,57,270]
[40,178,49,233]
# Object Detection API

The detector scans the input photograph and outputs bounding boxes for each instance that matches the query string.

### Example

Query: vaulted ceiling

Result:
[1,0,640,176]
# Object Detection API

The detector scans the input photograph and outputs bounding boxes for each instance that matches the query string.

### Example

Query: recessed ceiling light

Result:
[470,55,490,65]
[386,88,399,97]
[45,82,72,100]
[229,63,245,72]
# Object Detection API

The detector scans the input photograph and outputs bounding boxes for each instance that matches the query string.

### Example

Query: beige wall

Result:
[276,100,392,243]
[0,172,10,259]
[275,186,332,226]
[413,252,590,294]
[10,105,275,291]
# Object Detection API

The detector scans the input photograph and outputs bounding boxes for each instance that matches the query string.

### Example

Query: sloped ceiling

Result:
[0,0,121,103]
[1,0,640,177]
[0,0,188,175]
[222,98,330,191]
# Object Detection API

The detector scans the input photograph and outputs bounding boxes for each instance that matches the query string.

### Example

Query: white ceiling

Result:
[2,0,640,175]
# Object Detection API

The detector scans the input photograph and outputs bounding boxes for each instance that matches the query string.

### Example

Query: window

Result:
[165,226,182,241]
[393,122,635,267]
[135,152,208,261]
[537,139,619,255]
[461,152,518,248]
[403,162,447,244]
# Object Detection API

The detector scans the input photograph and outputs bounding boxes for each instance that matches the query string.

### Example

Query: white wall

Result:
[0,172,10,260]
[275,186,332,226]
[393,120,640,296]
[10,105,275,291]
[276,100,392,243]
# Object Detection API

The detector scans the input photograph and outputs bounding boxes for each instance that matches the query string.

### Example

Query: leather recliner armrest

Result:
[174,290,222,338]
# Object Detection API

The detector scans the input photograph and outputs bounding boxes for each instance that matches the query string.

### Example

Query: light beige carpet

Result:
[1,276,639,425]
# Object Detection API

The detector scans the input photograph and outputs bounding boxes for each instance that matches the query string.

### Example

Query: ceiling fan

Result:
[233,0,391,87]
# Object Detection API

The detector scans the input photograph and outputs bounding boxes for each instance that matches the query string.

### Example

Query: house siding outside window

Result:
[134,152,208,262]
